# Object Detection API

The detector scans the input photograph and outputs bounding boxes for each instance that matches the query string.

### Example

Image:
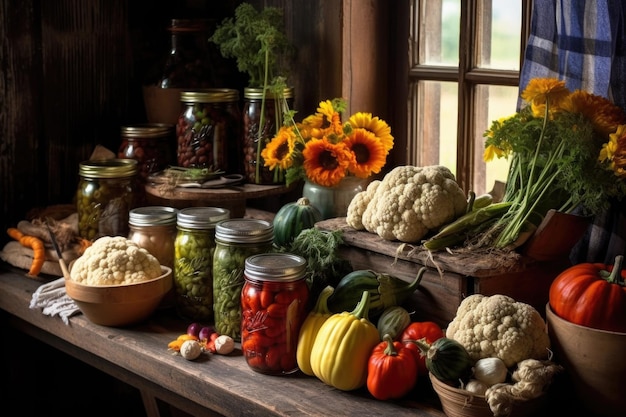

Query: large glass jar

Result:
[241,253,309,375]
[212,219,274,341]
[76,159,140,240]
[128,206,178,268]
[176,89,242,174]
[118,124,175,182]
[173,207,230,322]
[242,87,294,184]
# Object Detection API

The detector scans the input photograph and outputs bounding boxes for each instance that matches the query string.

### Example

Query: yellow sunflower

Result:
[301,100,343,140]
[521,77,569,107]
[302,138,355,187]
[600,124,626,178]
[345,128,387,178]
[261,126,297,170]
[483,144,507,162]
[561,90,626,137]
[347,112,394,153]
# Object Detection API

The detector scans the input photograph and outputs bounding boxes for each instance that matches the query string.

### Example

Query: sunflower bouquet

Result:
[482,77,626,249]
[261,97,394,187]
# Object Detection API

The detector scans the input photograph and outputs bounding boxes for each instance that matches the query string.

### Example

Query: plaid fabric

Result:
[519,0,626,263]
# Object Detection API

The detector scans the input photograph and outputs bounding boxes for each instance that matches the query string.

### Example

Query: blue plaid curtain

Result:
[519,0,626,263]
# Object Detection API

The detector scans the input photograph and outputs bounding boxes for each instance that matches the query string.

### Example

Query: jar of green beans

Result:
[213,218,274,341]
[174,207,230,321]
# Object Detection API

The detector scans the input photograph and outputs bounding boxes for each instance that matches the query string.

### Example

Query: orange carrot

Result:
[7,227,45,276]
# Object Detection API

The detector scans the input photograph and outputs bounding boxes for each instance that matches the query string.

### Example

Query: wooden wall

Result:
[0,0,407,247]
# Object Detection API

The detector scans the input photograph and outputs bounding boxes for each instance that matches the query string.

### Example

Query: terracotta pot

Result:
[546,303,626,417]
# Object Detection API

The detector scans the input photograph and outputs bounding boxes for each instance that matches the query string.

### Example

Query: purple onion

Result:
[198,326,216,342]
[186,322,203,338]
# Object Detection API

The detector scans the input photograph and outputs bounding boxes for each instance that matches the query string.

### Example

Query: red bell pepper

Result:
[367,334,418,400]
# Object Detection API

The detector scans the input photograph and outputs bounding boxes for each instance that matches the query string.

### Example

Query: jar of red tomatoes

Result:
[176,89,242,173]
[241,253,309,375]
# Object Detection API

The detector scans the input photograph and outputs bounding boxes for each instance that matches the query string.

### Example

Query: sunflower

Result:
[345,128,387,178]
[560,90,626,137]
[302,100,344,140]
[261,126,297,170]
[347,112,394,153]
[521,77,569,107]
[302,138,355,187]
[600,124,626,178]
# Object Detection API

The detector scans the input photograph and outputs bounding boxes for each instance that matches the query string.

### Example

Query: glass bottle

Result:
[176,89,242,174]
[118,124,175,183]
[173,207,230,322]
[212,219,274,341]
[242,87,294,184]
[241,253,309,375]
[76,159,140,240]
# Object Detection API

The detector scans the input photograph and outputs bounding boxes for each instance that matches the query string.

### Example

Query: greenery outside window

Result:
[409,0,531,194]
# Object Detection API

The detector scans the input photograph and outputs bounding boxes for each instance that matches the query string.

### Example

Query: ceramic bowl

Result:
[65,266,172,327]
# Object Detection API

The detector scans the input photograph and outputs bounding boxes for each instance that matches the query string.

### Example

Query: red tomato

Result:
[400,321,445,375]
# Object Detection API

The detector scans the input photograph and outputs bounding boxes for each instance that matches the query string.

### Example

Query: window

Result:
[408,0,532,194]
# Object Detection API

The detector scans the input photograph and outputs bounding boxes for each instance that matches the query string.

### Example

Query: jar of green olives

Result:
[76,159,140,240]
[174,207,230,321]
[213,218,274,341]
[176,89,242,174]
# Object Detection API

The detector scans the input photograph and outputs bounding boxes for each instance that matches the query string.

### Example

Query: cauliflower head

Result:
[446,294,551,368]
[346,165,467,243]
[70,236,162,285]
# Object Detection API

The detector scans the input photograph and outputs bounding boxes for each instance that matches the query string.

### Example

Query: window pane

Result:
[472,84,518,194]
[475,0,521,70]
[410,81,458,172]
[419,0,460,66]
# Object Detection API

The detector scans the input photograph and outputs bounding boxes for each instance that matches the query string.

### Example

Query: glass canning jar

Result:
[173,207,230,322]
[176,89,242,173]
[118,124,175,182]
[76,158,140,240]
[241,253,309,375]
[128,206,178,268]
[212,219,274,341]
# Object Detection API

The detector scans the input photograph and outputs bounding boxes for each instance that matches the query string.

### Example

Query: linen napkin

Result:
[29,277,80,325]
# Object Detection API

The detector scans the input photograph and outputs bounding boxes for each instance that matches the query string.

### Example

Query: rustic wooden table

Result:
[0,266,447,417]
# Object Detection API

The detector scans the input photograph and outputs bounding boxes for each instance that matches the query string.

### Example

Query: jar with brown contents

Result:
[242,87,293,184]
[118,124,175,182]
[176,89,242,173]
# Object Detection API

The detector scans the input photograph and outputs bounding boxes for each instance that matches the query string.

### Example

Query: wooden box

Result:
[315,213,586,328]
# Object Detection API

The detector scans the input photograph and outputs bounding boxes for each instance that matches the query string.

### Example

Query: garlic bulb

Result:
[465,379,488,395]
[473,357,508,386]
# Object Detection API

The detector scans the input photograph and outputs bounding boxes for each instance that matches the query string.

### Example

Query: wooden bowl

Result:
[65,266,172,327]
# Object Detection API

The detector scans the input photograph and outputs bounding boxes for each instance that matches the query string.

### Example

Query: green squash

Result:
[273,197,323,247]
[414,337,473,381]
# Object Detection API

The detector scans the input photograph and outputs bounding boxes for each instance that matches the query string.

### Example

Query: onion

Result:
[473,357,508,387]
[187,322,203,338]
[465,379,488,396]
[198,326,216,342]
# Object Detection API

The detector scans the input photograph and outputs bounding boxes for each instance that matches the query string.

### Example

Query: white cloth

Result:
[29,277,80,325]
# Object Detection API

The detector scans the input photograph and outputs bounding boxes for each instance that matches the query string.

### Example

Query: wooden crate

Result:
[316,217,576,328]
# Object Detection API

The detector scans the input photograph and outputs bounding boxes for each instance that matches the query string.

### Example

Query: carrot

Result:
[7,227,45,276]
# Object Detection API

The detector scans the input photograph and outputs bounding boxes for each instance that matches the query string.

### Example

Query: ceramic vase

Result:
[302,176,367,219]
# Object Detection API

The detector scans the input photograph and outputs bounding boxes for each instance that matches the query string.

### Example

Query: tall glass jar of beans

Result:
[242,87,293,184]
[118,124,175,183]
[76,159,140,240]
[176,89,242,174]
[212,218,274,341]
[241,253,309,375]
[173,207,230,322]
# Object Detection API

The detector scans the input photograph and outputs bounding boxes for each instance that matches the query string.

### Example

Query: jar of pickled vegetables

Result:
[174,207,230,321]
[76,159,140,240]
[128,206,178,268]
[213,219,274,341]
[118,124,175,182]
[241,253,309,375]
[176,89,242,173]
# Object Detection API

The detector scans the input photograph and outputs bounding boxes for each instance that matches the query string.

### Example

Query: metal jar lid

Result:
[78,158,138,179]
[244,87,294,100]
[129,206,178,226]
[121,123,174,139]
[180,89,239,104]
[244,253,307,282]
[215,219,274,244]
[176,207,230,229]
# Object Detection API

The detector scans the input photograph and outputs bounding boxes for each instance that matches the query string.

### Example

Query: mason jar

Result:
[173,207,230,321]
[128,206,178,268]
[176,89,242,174]
[76,158,140,240]
[212,218,274,341]
[242,87,294,184]
[241,253,309,375]
[118,124,175,182]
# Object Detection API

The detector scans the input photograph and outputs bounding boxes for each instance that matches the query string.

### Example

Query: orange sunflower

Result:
[302,100,344,140]
[345,128,387,178]
[560,90,626,137]
[600,124,626,178]
[302,137,355,187]
[347,112,394,153]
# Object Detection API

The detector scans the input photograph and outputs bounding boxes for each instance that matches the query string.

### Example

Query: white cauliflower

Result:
[446,294,551,368]
[70,236,162,285]
[346,165,467,243]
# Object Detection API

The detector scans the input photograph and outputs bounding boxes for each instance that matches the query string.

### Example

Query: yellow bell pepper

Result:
[309,290,380,391]
[297,285,334,376]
